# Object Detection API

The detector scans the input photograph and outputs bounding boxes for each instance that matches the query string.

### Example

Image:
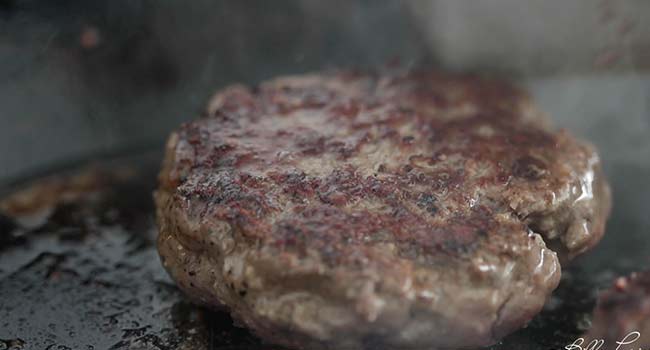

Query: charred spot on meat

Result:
[155,70,611,349]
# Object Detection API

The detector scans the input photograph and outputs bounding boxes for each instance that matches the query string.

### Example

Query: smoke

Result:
[408,0,650,75]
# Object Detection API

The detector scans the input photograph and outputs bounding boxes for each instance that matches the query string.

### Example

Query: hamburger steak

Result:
[155,71,611,349]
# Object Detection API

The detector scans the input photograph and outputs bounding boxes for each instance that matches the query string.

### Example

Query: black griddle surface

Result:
[0,152,646,350]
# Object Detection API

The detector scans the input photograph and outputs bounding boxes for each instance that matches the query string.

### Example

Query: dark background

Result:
[0,0,428,182]
[2,0,649,183]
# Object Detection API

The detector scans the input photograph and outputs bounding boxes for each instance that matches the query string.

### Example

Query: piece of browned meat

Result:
[583,271,650,348]
[155,70,611,349]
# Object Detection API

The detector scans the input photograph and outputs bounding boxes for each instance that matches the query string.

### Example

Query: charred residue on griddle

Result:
[0,338,25,350]
[0,159,209,350]
[0,213,23,251]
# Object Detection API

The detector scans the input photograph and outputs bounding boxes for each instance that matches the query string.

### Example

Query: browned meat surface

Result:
[584,271,650,347]
[155,70,611,349]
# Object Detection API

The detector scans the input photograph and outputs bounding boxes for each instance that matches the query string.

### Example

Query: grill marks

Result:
[174,160,510,265]
[164,70,599,267]
[271,203,497,264]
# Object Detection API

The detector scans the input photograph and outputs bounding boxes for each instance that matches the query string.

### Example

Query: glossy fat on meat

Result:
[155,70,611,349]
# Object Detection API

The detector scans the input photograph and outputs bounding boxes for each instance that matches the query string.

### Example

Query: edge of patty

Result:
[154,70,610,349]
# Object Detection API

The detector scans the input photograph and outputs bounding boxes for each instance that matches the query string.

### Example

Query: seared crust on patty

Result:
[155,70,610,349]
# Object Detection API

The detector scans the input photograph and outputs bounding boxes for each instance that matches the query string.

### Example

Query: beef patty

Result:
[155,71,611,349]
[584,271,650,347]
